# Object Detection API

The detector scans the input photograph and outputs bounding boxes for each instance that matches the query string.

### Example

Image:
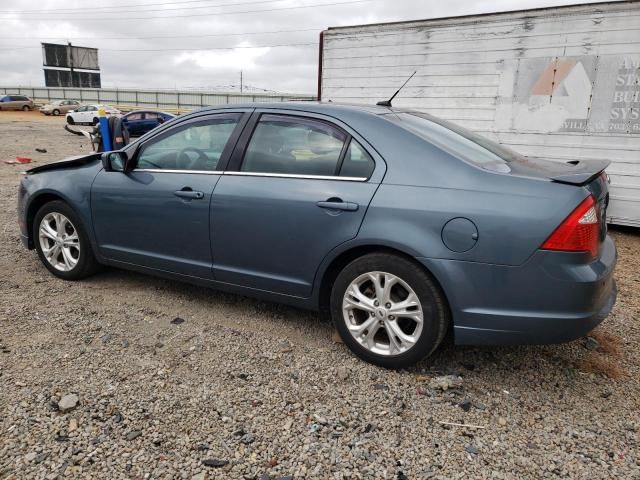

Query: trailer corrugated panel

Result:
[320,1,640,226]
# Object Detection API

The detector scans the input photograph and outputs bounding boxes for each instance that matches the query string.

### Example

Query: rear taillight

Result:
[541,195,599,257]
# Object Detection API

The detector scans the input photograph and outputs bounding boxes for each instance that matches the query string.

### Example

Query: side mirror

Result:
[101,151,128,172]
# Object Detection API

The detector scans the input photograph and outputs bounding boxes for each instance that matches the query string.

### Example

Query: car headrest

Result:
[307,129,338,155]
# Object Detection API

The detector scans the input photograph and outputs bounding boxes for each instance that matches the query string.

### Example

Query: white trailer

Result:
[318,1,640,226]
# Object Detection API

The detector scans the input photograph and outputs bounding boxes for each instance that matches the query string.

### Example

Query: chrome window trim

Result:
[132,169,367,181]
[134,169,223,175]
[223,171,368,182]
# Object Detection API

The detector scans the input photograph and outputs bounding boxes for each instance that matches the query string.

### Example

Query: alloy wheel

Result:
[342,271,424,356]
[38,212,80,272]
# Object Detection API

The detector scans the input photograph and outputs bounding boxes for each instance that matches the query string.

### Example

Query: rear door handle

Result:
[174,188,204,200]
[316,200,359,212]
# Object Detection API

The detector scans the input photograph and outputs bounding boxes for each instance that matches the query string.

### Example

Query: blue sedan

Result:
[121,110,175,137]
[17,103,617,368]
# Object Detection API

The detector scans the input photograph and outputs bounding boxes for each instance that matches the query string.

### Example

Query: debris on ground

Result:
[4,156,31,164]
[465,445,480,455]
[429,375,463,391]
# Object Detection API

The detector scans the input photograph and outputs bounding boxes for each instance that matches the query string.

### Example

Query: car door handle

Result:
[174,188,204,200]
[316,199,359,212]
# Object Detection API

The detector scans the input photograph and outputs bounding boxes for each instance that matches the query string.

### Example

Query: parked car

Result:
[0,95,34,111]
[66,104,120,125]
[40,100,81,116]
[121,110,175,137]
[18,103,617,368]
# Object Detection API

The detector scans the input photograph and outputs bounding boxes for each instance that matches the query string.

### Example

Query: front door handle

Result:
[174,188,204,200]
[316,199,359,212]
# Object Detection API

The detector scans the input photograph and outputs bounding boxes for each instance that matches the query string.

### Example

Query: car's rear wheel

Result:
[66,116,75,125]
[22,105,30,111]
[92,117,99,125]
[52,109,60,116]
[330,253,449,368]
[33,201,99,280]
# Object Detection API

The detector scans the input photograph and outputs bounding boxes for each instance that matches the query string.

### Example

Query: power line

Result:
[0,27,320,41]
[0,0,372,21]
[108,42,317,51]
[0,0,264,13]
[2,0,305,16]
[0,42,318,51]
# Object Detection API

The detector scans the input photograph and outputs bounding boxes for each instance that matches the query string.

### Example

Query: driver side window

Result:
[136,115,241,172]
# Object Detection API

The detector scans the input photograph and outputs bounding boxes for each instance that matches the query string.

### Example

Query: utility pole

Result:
[240,70,243,94]
[68,41,75,88]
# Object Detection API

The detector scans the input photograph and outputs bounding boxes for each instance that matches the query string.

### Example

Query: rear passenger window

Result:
[241,115,346,177]
[340,139,375,178]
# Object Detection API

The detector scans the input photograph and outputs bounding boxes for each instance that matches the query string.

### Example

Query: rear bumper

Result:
[419,235,618,345]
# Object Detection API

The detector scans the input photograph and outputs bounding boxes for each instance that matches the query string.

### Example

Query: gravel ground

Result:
[0,111,639,480]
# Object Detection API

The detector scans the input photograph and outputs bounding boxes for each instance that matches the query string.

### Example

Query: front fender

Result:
[20,160,102,253]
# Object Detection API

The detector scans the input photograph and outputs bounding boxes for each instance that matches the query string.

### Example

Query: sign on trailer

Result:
[318,1,640,227]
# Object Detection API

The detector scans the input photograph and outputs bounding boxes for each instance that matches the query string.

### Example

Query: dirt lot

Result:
[0,110,639,479]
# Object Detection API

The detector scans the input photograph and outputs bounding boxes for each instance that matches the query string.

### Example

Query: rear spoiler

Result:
[550,159,611,186]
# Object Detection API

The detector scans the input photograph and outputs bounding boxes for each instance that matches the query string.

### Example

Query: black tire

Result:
[330,253,449,369]
[33,200,99,280]
[66,116,75,125]
[22,105,30,111]
[92,117,99,125]
[52,109,60,116]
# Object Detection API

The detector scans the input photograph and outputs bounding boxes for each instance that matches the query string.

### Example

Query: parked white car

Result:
[66,104,121,125]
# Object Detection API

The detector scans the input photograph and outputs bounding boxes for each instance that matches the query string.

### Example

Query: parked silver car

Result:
[0,95,34,111]
[40,100,81,116]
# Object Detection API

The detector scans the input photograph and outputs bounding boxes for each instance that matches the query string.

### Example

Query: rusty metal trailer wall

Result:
[320,1,640,227]
[0,86,315,113]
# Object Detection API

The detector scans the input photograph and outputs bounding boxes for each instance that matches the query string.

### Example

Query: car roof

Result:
[125,110,174,116]
[193,101,398,116]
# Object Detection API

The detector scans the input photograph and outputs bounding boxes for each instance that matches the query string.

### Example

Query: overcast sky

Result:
[0,0,610,94]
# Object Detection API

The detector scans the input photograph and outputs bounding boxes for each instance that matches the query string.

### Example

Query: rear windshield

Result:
[383,111,521,173]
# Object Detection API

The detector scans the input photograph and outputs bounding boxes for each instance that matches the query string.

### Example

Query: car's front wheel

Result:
[52,109,60,116]
[33,201,99,280]
[331,253,449,368]
[22,105,30,111]
[66,116,75,125]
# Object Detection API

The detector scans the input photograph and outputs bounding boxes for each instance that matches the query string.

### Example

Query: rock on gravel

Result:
[57,393,79,412]
[126,430,142,441]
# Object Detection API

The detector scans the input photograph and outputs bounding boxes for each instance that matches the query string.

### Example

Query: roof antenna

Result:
[376,71,417,107]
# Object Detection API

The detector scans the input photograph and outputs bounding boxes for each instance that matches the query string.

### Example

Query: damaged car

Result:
[17,103,617,368]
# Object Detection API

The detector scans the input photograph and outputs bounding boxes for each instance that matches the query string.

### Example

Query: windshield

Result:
[383,111,522,173]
